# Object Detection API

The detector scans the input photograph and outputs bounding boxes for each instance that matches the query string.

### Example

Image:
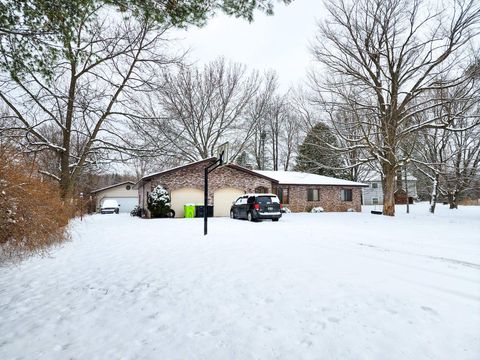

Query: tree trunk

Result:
[382,165,396,216]
[448,190,458,209]
[429,174,439,214]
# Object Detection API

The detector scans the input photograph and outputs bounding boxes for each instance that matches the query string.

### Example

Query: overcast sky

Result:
[175,0,325,91]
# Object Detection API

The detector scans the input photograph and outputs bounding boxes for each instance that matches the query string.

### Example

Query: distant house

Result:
[135,158,368,217]
[362,174,418,205]
[91,181,137,213]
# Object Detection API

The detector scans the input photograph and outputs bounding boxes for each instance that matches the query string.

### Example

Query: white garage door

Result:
[214,188,245,217]
[102,197,138,213]
[171,188,204,218]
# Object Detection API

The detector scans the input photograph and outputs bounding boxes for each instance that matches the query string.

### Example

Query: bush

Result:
[130,205,144,217]
[0,147,71,264]
[147,185,172,218]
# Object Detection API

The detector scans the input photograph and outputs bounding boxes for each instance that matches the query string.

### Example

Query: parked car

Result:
[230,194,282,222]
[100,199,120,214]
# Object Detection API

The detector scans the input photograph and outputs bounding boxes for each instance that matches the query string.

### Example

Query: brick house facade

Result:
[137,158,273,217]
[271,185,362,212]
[136,158,367,217]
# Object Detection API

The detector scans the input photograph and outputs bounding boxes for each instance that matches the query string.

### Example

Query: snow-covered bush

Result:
[311,207,324,213]
[147,185,171,218]
[1,145,71,264]
[130,205,143,217]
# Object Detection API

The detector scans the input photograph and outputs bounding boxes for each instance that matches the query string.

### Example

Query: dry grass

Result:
[0,146,72,264]
[459,199,480,206]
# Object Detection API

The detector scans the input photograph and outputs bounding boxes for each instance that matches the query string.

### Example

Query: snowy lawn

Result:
[1,203,480,360]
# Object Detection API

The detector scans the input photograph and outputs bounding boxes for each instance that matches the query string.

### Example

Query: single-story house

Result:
[135,158,368,217]
[254,170,367,212]
[91,181,138,213]
[362,173,418,205]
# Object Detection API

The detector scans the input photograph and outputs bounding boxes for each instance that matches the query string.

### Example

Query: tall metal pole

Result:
[203,154,224,236]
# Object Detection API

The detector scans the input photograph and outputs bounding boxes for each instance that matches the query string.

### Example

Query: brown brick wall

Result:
[280,185,362,212]
[139,161,272,215]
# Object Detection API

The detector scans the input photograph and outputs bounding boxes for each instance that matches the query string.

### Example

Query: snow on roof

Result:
[91,181,135,194]
[254,171,368,187]
[363,173,417,181]
[141,157,216,180]
[243,193,279,197]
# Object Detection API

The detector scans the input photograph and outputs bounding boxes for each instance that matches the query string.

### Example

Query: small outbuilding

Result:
[135,158,368,217]
[91,181,137,213]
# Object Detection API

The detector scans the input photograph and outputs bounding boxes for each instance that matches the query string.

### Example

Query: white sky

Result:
[175,0,325,91]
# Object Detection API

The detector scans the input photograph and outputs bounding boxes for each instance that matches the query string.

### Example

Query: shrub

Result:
[0,147,71,264]
[147,185,171,218]
[130,205,144,217]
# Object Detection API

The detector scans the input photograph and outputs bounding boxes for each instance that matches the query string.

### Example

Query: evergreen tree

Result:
[147,185,171,218]
[0,0,291,77]
[295,122,345,178]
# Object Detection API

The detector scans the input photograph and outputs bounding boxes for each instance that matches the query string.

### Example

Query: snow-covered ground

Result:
[1,203,479,360]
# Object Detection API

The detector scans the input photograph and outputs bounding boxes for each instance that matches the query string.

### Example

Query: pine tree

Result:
[295,123,345,178]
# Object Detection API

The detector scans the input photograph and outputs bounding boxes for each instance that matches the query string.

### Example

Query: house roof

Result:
[134,158,278,189]
[141,157,217,180]
[134,158,367,189]
[363,173,418,181]
[254,170,368,187]
[91,181,135,194]
[134,158,217,189]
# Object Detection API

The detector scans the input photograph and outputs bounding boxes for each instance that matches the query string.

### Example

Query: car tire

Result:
[247,211,254,222]
[272,218,279,222]
[230,210,235,219]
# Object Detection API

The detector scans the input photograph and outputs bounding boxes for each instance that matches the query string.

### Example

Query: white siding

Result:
[362,180,418,205]
[362,182,384,205]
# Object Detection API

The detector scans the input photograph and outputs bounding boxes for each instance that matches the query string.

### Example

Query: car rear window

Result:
[102,200,118,208]
[257,196,279,205]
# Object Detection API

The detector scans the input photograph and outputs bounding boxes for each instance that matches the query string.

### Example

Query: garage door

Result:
[171,188,204,218]
[102,197,138,213]
[214,188,245,217]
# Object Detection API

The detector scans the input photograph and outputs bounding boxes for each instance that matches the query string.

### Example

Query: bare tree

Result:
[0,7,177,198]
[310,0,480,216]
[133,59,277,163]
[412,69,480,212]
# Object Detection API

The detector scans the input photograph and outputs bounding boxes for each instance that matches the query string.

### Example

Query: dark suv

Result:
[230,194,282,222]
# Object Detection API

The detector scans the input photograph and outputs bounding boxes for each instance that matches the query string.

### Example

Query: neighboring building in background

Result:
[91,181,137,213]
[362,173,418,205]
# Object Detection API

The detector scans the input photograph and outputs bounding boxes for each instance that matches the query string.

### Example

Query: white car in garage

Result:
[100,199,120,214]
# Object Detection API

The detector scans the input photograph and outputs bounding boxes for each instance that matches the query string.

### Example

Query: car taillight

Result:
[280,203,283,209]
[254,203,260,211]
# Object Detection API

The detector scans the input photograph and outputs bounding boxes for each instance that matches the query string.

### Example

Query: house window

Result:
[277,187,289,204]
[341,189,352,202]
[371,183,378,189]
[126,185,131,190]
[307,189,320,201]
[372,197,379,205]
[255,186,268,193]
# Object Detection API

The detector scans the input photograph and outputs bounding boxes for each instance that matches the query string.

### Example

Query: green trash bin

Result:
[184,204,196,218]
